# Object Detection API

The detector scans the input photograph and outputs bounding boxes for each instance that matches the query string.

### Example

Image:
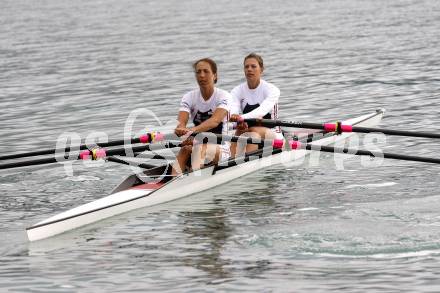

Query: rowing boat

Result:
[26,109,385,241]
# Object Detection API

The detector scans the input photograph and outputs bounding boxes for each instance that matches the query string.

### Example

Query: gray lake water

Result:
[1,0,440,292]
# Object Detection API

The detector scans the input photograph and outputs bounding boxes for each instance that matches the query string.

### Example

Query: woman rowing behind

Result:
[171,58,231,175]
[229,53,282,156]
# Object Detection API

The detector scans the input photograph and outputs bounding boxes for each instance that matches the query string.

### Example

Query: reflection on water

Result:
[180,208,232,279]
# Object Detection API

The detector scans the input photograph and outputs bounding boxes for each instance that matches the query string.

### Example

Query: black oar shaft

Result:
[301,144,440,165]
[0,156,60,170]
[188,132,277,146]
[103,142,180,157]
[245,118,440,139]
[246,118,323,130]
[0,141,181,170]
[350,126,440,139]
[0,137,144,161]
[0,132,277,170]
[0,131,271,162]
[133,152,176,160]
[107,156,157,169]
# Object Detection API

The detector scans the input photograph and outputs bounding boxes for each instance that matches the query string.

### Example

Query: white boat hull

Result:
[27,109,385,241]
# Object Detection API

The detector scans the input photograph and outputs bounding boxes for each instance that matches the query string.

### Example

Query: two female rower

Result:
[172,54,281,174]
[229,53,282,156]
[171,58,231,175]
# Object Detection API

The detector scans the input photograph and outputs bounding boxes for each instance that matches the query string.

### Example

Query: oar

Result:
[186,131,284,148]
[289,141,440,165]
[243,118,440,139]
[107,156,158,169]
[0,141,180,170]
[0,131,284,170]
[0,132,169,161]
[0,131,278,162]
[133,152,177,160]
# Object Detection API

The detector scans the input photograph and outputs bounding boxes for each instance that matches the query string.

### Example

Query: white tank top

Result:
[179,87,231,135]
[230,79,280,120]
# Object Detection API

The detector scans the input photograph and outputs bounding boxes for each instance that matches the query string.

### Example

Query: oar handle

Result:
[187,131,284,148]
[244,118,325,130]
[77,141,181,160]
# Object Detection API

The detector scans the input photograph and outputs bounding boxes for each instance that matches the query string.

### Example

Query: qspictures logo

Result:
[55,109,386,181]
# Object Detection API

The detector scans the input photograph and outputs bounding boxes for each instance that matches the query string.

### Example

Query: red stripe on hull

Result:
[130,182,164,190]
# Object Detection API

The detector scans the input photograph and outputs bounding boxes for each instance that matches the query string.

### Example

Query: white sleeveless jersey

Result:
[230,79,280,120]
[179,87,231,135]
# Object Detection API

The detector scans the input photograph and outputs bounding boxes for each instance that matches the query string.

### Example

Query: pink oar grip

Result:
[79,149,106,160]
[94,148,106,159]
[79,150,91,160]
[341,125,353,132]
[140,132,165,144]
[272,139,284,149]
[289,140,302,150]
[139,134,149,144]
[154,132,164,141]
[323,123,352,132]
[323,123,336,132]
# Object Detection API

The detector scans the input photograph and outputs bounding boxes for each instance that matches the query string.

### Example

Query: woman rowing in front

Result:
[171,58,231,175]
[229,53,282,156]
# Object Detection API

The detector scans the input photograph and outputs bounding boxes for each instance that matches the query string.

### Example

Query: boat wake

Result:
[344,182,398,189]
[65,175,101,182]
